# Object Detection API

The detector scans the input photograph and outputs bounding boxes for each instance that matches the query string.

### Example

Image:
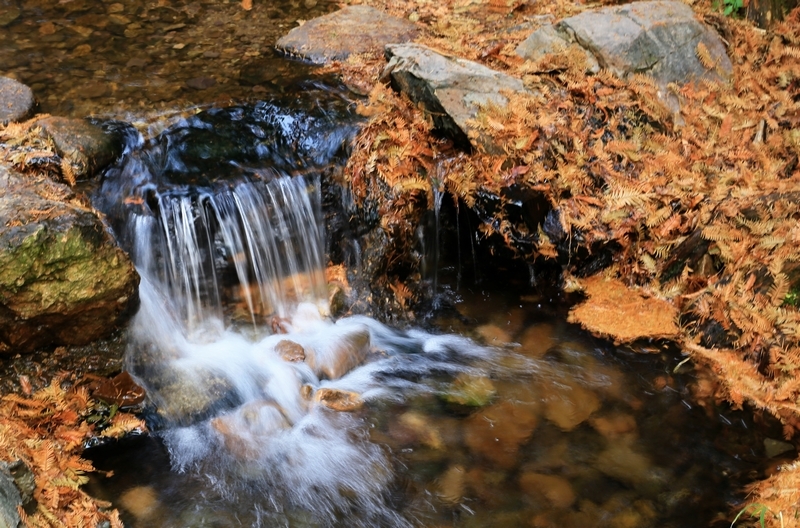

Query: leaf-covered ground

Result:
[0,379,145,527]
[332,0,800,523]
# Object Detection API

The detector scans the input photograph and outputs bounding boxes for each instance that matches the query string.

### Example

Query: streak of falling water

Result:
[131,175,327,336]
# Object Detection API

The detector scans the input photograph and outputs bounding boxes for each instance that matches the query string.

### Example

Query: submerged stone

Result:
[441,372,497,407]
[542,379,601,431]
[463,400,538,468]
[436,464,466,505]
[0,165,139,353]
[119,486,159,521]
[519,472,576,509]
[276,6,419,64]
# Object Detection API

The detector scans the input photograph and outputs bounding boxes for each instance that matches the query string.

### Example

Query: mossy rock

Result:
[0,164,139,353]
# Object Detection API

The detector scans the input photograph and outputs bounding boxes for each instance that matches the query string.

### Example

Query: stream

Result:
[0,1,789,527]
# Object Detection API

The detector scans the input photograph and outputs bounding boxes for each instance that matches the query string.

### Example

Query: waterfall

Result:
[130,176,328,336]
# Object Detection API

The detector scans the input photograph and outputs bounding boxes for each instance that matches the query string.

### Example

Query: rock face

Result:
[383,43,530,151]
[0,165,139,353]
[517,1,732,89]
[0,77,34,124]
[34,116,122,179]
[277,6,419,64]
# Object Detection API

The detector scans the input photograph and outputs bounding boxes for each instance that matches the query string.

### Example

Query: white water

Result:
[125,175,497,526]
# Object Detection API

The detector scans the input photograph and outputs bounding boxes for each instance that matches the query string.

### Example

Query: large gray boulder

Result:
[517,1,732,89]
[277,6,419,64]
[0,164,139,354]
[383,43,531,151]
[0,77,34,124]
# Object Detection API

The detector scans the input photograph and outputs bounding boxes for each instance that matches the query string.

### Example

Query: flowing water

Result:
[79,93,781,528]
[0,2,789,527]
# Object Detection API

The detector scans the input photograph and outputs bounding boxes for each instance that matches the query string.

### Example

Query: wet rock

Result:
[519,472,576,509]
[441,372,496,407]
[0,464,21,528]
[542,380,600,431]
[516,24,599,73]
[89,371,146,408]
[313,387,363,412]
[0,165,139,354]
[275,339,305,362]
[383,43,530,152]
[276,6,419,64]
[119,486,159,521]
[303,324,370,380]
[463,400,538,468]
[34,116,122,179]
[0,77,35,124]
[211,400,291,459]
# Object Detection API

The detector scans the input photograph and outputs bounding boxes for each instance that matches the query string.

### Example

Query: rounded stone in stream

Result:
[0,76,35,123]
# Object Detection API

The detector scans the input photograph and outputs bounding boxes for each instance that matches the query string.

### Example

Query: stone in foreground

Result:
[0,165,139,353]
[277,5,419,64]
[383,43,530,152]
[0,77,34,124]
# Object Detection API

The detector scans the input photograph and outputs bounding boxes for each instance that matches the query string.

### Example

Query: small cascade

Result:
[130,176,328,334]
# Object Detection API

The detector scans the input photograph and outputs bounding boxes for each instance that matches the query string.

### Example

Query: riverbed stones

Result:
[0,164,139,354]
[383,43,531,152]
[519,472,576,509]
[542,379,600,431]
[0,77,35,124]
[464,400,538,468]
[276,6,419,64]
[33,116,121,179]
